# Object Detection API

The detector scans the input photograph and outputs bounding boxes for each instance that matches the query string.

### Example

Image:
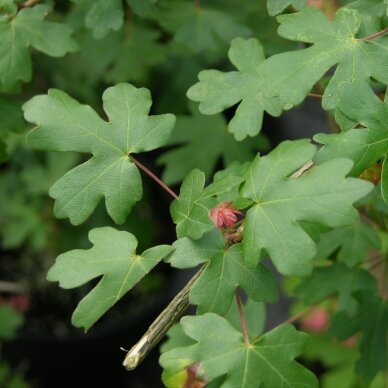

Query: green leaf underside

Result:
[267,0,307,16]
[241,139,373,275]
[330,291,388,380]
[188,8,388,138]
[24,83,175,225]
[293,262,377,314]
[170,169,244,239]
[0,5,77,92]
[160,314,318,388]
[168,229,278,315]
[47,227,173,330]
[315,81,388,200]
[315,222,380,266]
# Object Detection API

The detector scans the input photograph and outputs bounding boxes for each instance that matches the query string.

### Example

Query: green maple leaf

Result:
[187,37,282,140]
[156,0,251,53]
[188,8,388,137]
[315,82,388,201]
[262,7,388,111]
[24,83,175,225]
[160,314,318,387]
[0,4,77,92]
[72,0,124,39]
[267,0,307,16]
[157,104,268,184]
[293,262,377,314]
[330,290,388,380]
[106,24,166,83]
[161,298,266,387]
[241,139,373,275]
[315,222,380,266]
[168,229,278,315]
[47,227,173,330]
[170,169,244,239]
[347,0,388,35]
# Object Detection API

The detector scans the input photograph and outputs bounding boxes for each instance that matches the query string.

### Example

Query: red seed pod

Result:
[210,201,243,228]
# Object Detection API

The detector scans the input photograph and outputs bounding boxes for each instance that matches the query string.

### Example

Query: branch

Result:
[291,160,314,178]
[358,28,388,41]
[19,0,40,8]
[0,280,24,294]
[308,93,323,99]
[123,265,206,370]
[283,306,312,325]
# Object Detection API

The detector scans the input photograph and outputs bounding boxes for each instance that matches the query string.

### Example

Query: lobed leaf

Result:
[293,262,377,314]
[266,7,388,111]
[188,7,388,138]
[267,0,307,16]
[315,222,380,266]
[0,5,77,92]
[168,229,278,315]
[47,227,173,330]
[160,314,318,388]
[170,168,245,239]
[315,81,388,201]
[188,37,282,140]
[241,139,373,275]
[24,83,175,225]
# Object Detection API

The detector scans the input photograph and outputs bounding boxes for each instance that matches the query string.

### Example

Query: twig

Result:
[358,28,388,41]
[123,265,206,370]
[308,93,323,99]
[19,0,40,8]
[130,156,178,199]
[0,281,24,294]
[283,306,312,325]
[291,160,314,178]
[235,290,250,346]
[367,254,385,271]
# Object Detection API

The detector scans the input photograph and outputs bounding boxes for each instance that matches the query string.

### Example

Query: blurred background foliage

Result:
[0,0,386,387]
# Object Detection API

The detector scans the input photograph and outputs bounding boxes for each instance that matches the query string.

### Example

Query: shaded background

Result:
[0,0,336,386]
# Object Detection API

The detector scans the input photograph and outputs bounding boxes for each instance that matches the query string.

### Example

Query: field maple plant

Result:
[1,0,388,387]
